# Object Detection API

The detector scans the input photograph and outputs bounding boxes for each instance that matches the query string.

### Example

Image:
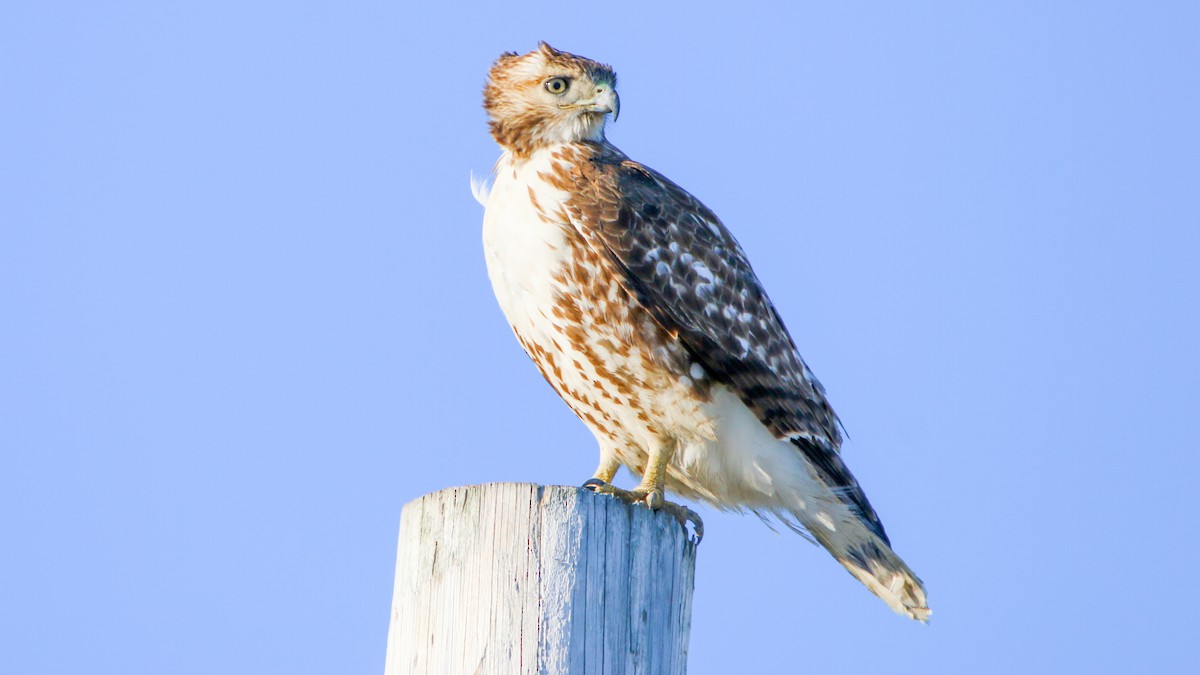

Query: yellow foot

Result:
[582,479,704,542]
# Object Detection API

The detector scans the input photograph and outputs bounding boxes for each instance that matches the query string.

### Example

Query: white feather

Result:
[469,171,492,207]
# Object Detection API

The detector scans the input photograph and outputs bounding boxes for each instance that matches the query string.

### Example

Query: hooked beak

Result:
[601,87,620,122]
[571,84,620,122]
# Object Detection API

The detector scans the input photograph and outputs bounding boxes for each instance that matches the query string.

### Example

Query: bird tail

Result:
[787,438,930,621]
[816,526,931,622]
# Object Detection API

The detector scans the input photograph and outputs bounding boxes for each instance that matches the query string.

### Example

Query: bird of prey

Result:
[474,42,929,621]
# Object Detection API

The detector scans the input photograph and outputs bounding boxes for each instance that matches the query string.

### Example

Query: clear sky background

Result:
[3,2,1197,673]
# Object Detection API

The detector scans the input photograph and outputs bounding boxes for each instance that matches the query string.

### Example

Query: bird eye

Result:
[544,77,570,94]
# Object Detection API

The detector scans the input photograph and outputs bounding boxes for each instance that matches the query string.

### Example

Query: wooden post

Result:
[384,482,697,675]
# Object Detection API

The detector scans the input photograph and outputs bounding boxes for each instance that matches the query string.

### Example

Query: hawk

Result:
[475,43,929,621]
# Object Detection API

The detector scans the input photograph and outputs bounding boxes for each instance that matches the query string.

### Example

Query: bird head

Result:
[483,42,619,158]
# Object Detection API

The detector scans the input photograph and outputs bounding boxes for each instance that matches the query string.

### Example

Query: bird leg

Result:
[591,455,620,484]
[581,443,704,542]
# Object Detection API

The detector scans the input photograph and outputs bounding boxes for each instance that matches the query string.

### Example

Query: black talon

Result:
[686,509,704,544]
[659,502,704,544]
[580,479,702,542]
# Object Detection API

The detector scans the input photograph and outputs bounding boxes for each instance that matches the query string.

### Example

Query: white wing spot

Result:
[702,216,723,237]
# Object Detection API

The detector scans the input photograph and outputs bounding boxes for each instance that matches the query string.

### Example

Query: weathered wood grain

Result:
[384,483,697,675]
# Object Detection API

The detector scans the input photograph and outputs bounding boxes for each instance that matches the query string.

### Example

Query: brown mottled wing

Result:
[561,144,890,542]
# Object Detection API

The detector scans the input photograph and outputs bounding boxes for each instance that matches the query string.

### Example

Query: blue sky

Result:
[2,2,1197,673]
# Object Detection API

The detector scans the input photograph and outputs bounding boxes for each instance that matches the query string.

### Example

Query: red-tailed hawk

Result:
[475,42,929,621]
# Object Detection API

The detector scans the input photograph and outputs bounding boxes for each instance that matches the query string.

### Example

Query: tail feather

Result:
[786,437,930,621]
[791,437,890,544]
[798,502,931,622]
[836,535,930,622]
[786,500,930,621]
